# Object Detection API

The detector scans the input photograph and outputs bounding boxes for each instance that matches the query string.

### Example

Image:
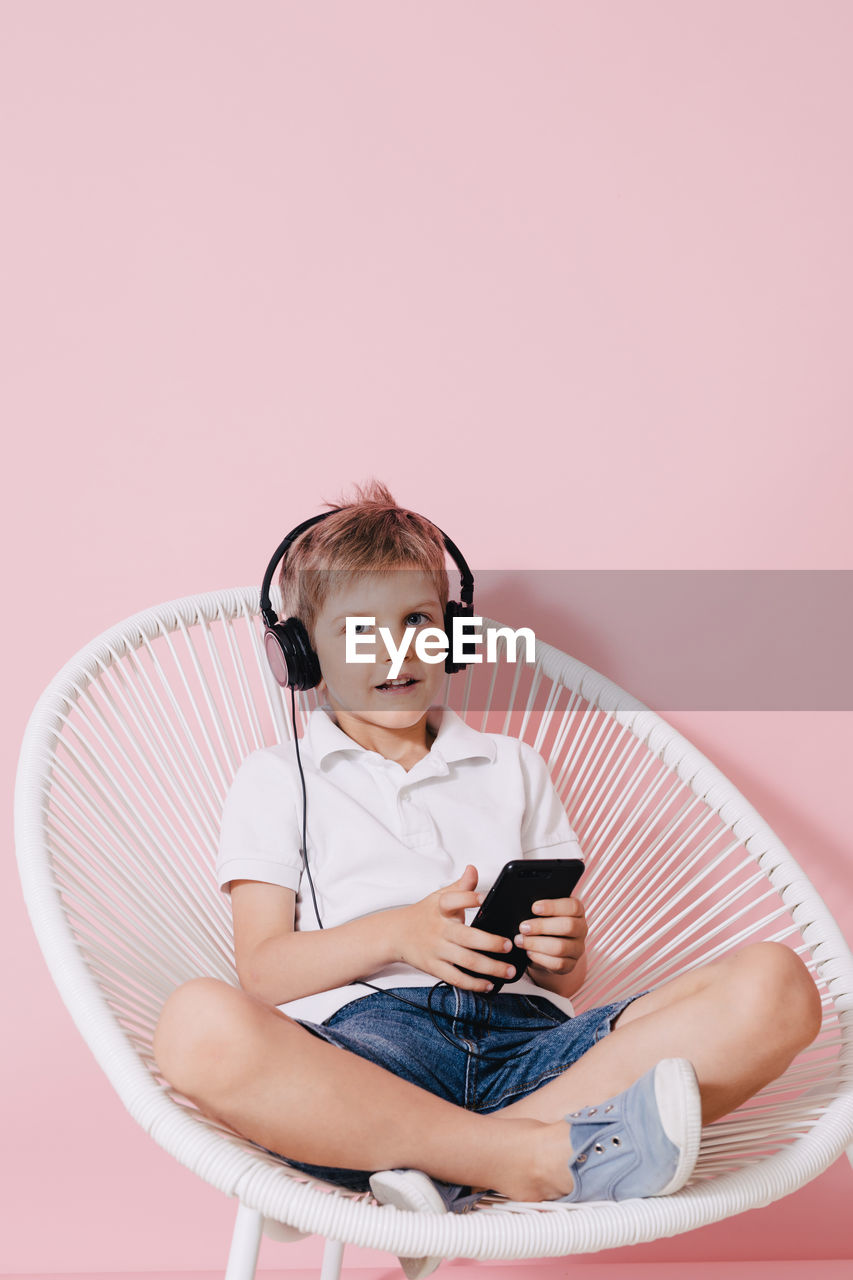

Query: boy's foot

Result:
[368,1168,486,1279]
[558,1057,702,1202]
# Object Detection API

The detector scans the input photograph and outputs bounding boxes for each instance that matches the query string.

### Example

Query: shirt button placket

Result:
[398,787,412,840]
[399,786,430,847]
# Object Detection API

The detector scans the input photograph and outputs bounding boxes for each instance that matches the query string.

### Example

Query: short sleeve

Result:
[519,741,583,860]
[216,748,303,895]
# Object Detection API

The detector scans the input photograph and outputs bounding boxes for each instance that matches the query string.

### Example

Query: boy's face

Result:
[310,568,447,746]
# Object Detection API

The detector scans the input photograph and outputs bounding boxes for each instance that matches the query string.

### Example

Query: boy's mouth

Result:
[375,676,419,693]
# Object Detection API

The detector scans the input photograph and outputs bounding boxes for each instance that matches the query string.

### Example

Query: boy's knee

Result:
[154,977,254,1095]
[733,942,822,1049]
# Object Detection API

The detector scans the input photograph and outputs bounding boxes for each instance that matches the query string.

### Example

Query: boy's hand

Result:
[514,897,588,977]
[393,864,517,993]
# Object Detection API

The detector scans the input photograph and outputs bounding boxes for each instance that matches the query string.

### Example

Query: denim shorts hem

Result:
[475,989,648,1112]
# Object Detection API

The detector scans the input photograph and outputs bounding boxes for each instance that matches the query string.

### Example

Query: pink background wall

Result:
[4,1,852,1273]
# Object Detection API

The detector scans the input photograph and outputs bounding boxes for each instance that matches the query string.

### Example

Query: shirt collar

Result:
[305,703,497,769]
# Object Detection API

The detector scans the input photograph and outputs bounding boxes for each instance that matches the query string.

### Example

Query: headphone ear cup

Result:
[263,623,293,687]
[263,617,323,690]
[444,600,474,674]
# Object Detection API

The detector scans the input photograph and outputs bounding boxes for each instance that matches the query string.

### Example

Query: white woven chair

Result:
[15,586,853,1280]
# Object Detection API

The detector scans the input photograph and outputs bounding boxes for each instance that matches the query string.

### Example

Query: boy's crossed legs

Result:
[153,941,821,1204]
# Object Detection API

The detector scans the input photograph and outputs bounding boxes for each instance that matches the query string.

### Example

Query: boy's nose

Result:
[382,627,417,666]
[392,630,415,657]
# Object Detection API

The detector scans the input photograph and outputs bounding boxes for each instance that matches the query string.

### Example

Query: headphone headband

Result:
[260,508,474,628]
[260,505,475,687]
[260,512,336,628]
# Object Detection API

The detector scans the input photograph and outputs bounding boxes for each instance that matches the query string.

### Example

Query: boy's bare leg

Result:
[154,977,570,1202]
[154,943,822,1202]
[499,942,823,1126]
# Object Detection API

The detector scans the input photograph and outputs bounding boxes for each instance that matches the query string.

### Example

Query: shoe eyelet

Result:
[577,1153,587,1164]
[594,1143,604,1153]
[587,1107,597,1115]
[604,1104,614,1113]
[612,1136,622,1146]
[570,1110,581,1117]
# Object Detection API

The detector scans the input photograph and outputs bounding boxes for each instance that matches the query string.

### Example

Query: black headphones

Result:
[259,508,475,689]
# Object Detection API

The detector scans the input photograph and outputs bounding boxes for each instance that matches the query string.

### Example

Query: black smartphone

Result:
[455,857,585,992]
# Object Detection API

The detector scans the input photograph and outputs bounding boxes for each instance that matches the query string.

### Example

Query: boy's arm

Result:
[517,741,590,1002]
[230,879,401,1005]
[230,866,518,1005]
[527,947,589,1000]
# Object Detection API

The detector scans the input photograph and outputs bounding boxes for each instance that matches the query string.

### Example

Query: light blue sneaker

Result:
[559,1057,702,1202]
[369,1168,487,1279]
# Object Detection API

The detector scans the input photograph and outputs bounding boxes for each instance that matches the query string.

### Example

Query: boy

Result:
[154,482,821,1268]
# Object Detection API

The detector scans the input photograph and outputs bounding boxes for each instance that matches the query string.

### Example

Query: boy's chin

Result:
[337,701,433,731]
[363,704,431,726]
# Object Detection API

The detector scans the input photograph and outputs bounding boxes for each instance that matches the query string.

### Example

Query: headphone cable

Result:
[289,687,519,1060]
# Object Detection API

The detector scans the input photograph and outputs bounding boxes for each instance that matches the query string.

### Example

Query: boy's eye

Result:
[405,612,431,626]
[352,622,375,634]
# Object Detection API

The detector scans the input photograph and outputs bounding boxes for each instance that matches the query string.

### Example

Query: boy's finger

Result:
[530,896,584,917]
[465,924,514,953]
[439,889,483,915]
[518,914,589,940]
[525,949,568,973]
[517,932,584,956]
[449,942,517,982]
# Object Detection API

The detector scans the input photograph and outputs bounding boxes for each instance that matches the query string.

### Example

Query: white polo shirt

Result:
[217,704,584,1024]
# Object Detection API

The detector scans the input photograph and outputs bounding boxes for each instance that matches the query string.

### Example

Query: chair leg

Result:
[320,1237,345,1280]
[225,1200,264,1280]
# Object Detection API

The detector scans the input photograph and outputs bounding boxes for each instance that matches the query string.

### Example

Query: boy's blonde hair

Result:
[279,480,450,640]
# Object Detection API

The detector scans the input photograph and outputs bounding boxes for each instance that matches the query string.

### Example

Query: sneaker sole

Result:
[370,1167,448,1214]
[652,1058,703,1196]
[368,1170,445,1280]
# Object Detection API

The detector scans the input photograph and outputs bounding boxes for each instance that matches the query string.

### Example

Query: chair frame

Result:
[15,586,853,1278]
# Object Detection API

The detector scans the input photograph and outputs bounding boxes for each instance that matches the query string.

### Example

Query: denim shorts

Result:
[268,983,647,1193]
